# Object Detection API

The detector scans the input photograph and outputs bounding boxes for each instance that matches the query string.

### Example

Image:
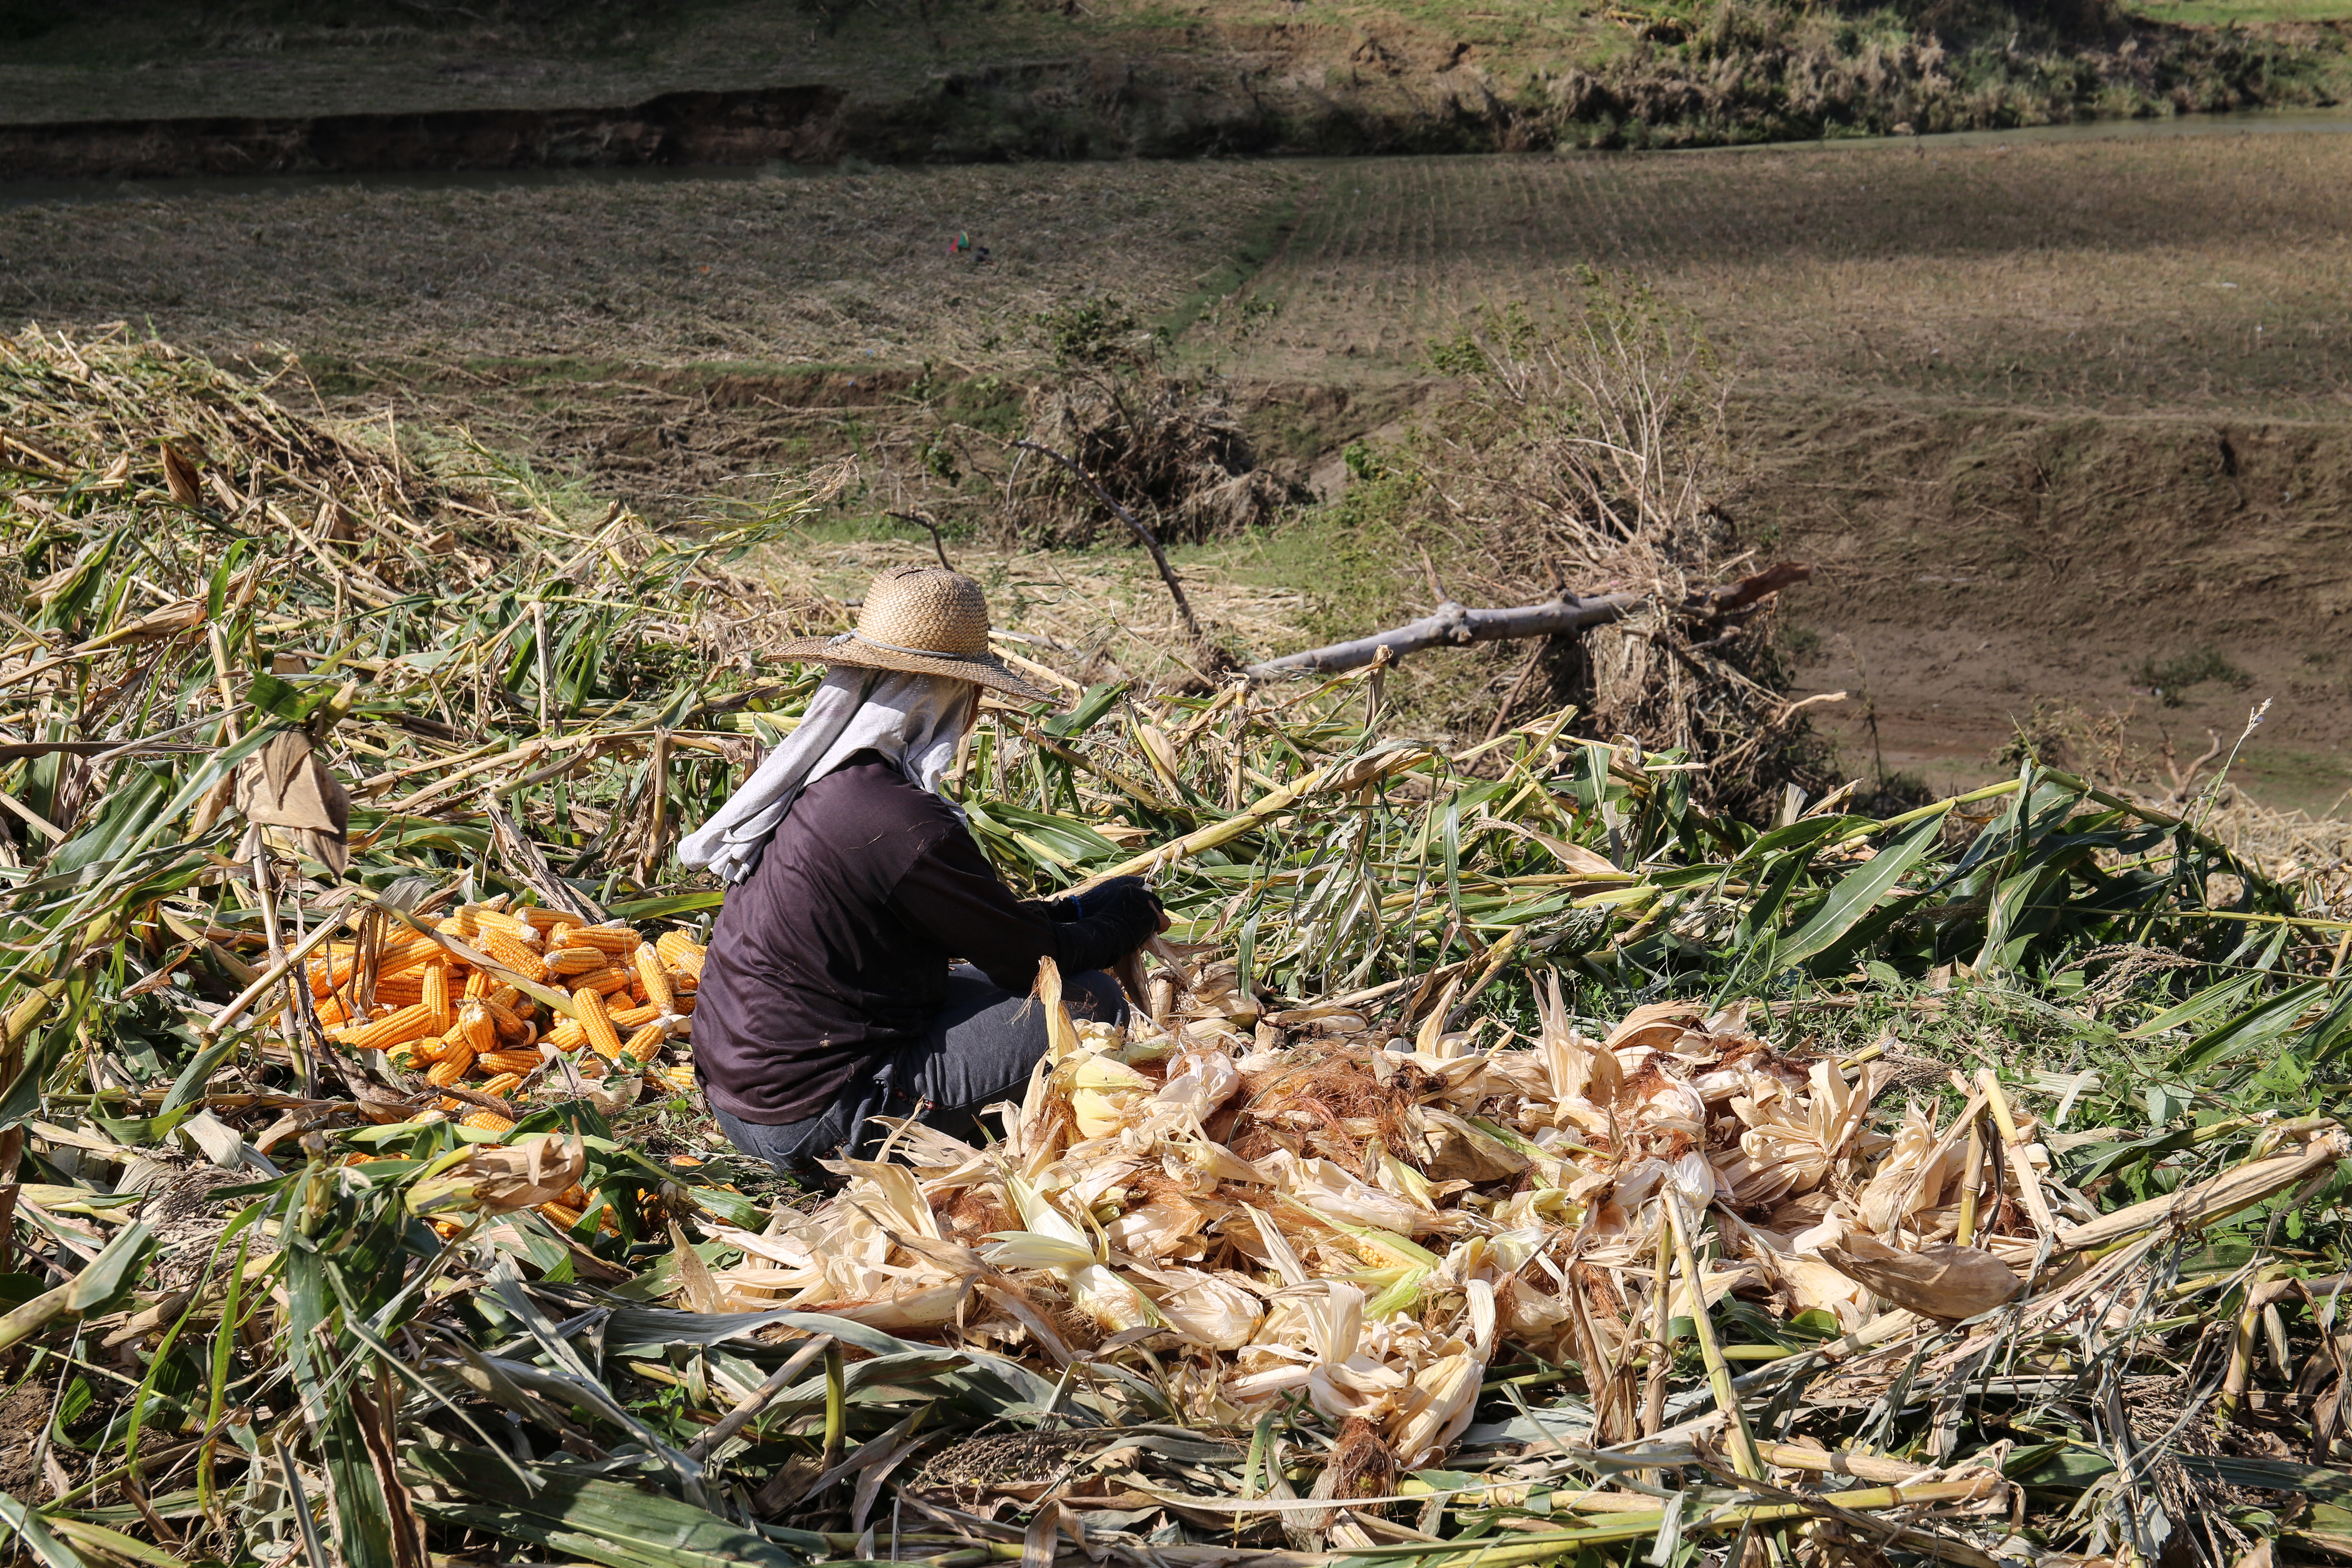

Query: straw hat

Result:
[776,566,1057,704]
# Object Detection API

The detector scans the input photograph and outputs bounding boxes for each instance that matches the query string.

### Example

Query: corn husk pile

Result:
[734,955,2352,1557]
[12,329,2352,1568]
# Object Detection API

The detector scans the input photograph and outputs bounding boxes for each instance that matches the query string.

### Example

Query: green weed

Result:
[2134,644,2253,704]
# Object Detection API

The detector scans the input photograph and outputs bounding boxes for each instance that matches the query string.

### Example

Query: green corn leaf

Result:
[406,1449,800,1568]
[0,1490,82,1568]
[2171,980,2328,1073]
[2125,973,2263,1040]
[1771,811,1945,971]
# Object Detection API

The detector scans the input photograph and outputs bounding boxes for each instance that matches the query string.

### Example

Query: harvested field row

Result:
[1220,137,2352,413]
[9,134,2352,418]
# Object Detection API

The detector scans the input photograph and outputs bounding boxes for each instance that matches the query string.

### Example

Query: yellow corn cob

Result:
[621,1022,665,1064]
[386,1042,430,1072]
[461,1110,516,1134]
[542,946,608,978]
[375,945,445,982]
[563,923,641,956]
[457,1000,496,1054]
[444,905,481,939]
[570,967,632,997]
[306,953,352,998]
[333,1003,439,1052]
[490,983,521,1010]
[539,1201,585,1229]
[546,1018,589,1053]
[474,910,540,948]
[421,964,453,1032]
[478,1071,525,1098]
[314,993,359,1029]
[630,943,674,1010]
[426,1045,477,1086]
[610,1001,661,1031]
[519,904,584,933]
[655,931,706,979]
[412,1023,466,1064]
[556,1183,591,1208]
[575,987,622,1059]
[483,999,532,1045]
[477,1048,542,1077]
[461,967,494,1000]
[479,929,550,982]
[671,991,696,1014]
[311,936,439,994]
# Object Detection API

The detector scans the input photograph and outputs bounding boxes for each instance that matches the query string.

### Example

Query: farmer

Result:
[678,566,1165,1178]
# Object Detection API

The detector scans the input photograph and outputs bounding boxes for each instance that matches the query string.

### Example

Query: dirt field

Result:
[6,127,2350,804]
[2,0,2346,158]
[1219,136,2352,410]
[1208,135,2352,805]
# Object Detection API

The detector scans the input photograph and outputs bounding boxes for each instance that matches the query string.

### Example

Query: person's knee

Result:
[1065,969,1130,1024]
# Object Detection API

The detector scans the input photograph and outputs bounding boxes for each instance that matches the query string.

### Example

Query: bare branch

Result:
[1245,593,1642,682]
[1011,440,1203,644]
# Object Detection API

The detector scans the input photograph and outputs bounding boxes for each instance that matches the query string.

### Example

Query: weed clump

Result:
[2133,644,2252,704]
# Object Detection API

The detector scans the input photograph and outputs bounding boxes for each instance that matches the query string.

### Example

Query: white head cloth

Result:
[677,667,974,884]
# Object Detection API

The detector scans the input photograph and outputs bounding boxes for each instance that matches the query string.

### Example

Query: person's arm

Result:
[887,829,1158,992]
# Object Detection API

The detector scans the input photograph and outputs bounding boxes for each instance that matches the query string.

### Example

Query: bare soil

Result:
[5,130,2350,804]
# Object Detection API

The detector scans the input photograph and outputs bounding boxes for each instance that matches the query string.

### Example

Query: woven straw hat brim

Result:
[774,633,1061,706]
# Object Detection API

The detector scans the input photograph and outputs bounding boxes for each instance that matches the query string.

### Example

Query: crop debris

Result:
[2,327,2352,1568]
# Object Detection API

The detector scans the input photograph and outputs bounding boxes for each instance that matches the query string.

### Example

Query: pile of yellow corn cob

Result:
[307,900,705,1131]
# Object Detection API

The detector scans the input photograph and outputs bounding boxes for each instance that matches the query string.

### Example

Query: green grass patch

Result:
[2122,0,2352,23]
[2132,645,2252,705]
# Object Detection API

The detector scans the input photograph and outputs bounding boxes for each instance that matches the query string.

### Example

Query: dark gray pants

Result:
[713,964,1127,1178]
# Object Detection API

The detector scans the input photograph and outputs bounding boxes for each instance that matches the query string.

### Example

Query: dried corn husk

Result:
[409,1132,588,1216]
[1796,1210,2022,1321]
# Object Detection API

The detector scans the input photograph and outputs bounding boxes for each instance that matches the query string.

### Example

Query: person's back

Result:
[678,567,1163,1178]
[697,753,1074,1125]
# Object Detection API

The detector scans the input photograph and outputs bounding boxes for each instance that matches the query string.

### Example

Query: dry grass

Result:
[0,160,1298,378]
[752,532,1314,689]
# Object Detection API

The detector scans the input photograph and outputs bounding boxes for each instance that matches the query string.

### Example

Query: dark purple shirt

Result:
[693,754,1150,1125]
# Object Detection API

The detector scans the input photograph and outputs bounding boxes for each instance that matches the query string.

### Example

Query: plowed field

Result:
[1221,133,2352,415]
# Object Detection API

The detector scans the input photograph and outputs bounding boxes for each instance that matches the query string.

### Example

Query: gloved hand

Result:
[1054,876,1164,944]
[1086,876,1164,940]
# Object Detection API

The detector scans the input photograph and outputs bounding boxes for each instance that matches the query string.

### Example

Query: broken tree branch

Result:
[1246,594,1641,682]
[885,511,954,571]
[1011,441,1202,643]
[1244,562,1814,683]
